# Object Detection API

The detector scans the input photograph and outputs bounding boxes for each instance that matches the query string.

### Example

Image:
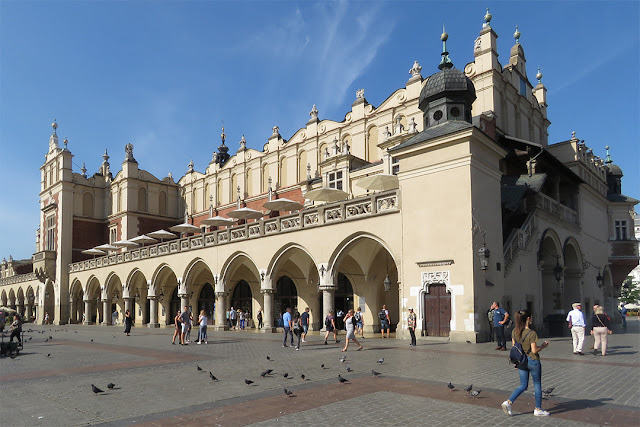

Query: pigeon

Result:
[49,336,53,340]
[197,366,203,371]
[91,384,104,394]
[542,387,555,396]
[209,372,218,382]
[244,379,254,385]
[300,374,306,380]
[47,354,51,357]
[464,384,473,393]
[45,338,48,342]
[28,337,32,341]
[74,331,78,333]
[91,339,94,342]
[346,367,353,372]
[260,370,270,378]
[283,388,293,397]
[107,383,115,390]
[468,390,481,398]
[321,364,326,369]
[283,373,289,378]
[466,340,472,343]
[266,356,271,361]
[371,370,382,377]
[339,355,347,363]
[377,358,384,364]
[447,382,455,392]
[338,375,349,384]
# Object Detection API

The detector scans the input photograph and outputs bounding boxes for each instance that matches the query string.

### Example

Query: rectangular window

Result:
[109,226,118,244]
[46,215,56,251]
[328,171,343,190]
[615,220,627,240]
[519,78,527,96]
[391,157,400,175]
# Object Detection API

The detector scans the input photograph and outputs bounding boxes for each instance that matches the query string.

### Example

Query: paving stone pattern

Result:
[0,319,638,426]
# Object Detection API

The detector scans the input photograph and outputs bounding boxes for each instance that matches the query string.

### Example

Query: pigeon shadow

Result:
[549,398,613,414]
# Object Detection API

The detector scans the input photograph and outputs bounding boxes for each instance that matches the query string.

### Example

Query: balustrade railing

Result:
[69,189,400,273]
[530,193,579,226]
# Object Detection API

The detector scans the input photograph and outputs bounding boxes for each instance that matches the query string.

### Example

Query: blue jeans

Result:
[494,325,506,348]
[283,327,293,346]
[199,324,207,341]
[509,357,542,409]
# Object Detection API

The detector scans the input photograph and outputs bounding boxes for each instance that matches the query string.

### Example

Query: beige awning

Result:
[201,216,236,226]
[130,235,158,245]
[262,198,304,212]
[147,230,178,241]
[226,207,265,220]
[170,223,202,234]
[305,187,349,203]
[356,174,399,191]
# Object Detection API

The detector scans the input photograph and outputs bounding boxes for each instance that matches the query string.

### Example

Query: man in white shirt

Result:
[566,302,586,355]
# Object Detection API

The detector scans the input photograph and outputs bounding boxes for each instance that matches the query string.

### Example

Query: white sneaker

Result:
[501,401,512,416]
[534,409,550,417]
[196,341,201,345]
[301,339,307,343]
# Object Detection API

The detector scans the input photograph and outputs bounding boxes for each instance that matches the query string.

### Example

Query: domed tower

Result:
[603,146,623,195]
[215,127,230,167]
[419,27,476,129]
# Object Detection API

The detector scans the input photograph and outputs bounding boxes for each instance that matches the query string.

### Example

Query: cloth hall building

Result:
[1,15,637,342]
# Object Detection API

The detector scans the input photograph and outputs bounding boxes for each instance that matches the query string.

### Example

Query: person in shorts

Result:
[180,306,190,345]
[323,310,339,344]
[171,310,182,344]
[354,307,364,338]
[300,307,310,342]
[379,305,390,338]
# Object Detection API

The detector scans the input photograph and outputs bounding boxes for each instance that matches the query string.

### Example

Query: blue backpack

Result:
[509,330,532,369]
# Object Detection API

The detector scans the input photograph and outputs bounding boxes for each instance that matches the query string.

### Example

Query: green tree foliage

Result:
[620,276,640,304]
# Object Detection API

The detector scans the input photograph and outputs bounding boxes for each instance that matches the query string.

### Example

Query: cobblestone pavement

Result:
[1,318,638,426]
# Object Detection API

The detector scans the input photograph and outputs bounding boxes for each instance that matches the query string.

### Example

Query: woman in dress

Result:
[342,309,363,352]
[590,306,612,355]
[171,310,182,344]
[197,310,208,344]
[501,310,550,417]
[123,309,132,336]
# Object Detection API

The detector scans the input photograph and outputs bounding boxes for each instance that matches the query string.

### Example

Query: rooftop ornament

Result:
[514,26,521,44]
[483,8,492,27]
[439,24,453,70]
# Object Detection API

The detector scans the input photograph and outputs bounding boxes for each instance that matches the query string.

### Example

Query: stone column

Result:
[261,289,275,332]
[147,296,160,328]
[214,292,228,331]
[83,300,93,325]
[321,286,336,320]
[179,294,189,312]
[17,302,25,319]
[124,297,133,314]
[69,299,77,324]
[26,302,33,322]
[101,299,111,326]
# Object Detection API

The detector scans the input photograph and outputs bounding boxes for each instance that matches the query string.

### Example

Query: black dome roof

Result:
[605,163,623,176]
[419,67,476,109]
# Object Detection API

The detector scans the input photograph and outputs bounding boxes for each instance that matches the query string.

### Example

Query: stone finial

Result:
[272,126,280,136]
[384,126,392,140]
[394,116,405,135]
[8,255,12,263]
[309,104,319,120]
[63,137,69,151]
[81,162,87,178]
[408,117,418,134]
[168,172,173,180]
[409,60,422,77]
[52,119,58,135]
[187,160,194,172]
[514,26,521,44]
[102,149,110,163]
[306,163,311,180]
[124,143,135,161]
[220,126,226,143]
[356,89,365,99]
[239,135,246,150]
[483,8,492,27]
[333,137,340,155]
[571,131,577,141]
[212,151,218,163]
[536,67,543,84]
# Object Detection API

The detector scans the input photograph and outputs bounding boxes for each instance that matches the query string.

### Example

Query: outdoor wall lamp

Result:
[553,256,563,284]
[596,270,604,288]
[582,258,604,288]
[383,253,391,292]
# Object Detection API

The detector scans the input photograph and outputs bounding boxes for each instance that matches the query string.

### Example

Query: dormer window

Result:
[519,78,527,96]
[327,171,343,190]
[615,220,628,240]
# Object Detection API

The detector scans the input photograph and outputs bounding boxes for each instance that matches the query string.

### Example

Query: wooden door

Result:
[424,284,451,337]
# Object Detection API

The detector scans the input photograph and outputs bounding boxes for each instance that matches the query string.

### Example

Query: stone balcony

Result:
[528,192,579,227]
[33,250,56,283]
[69,189,400,273]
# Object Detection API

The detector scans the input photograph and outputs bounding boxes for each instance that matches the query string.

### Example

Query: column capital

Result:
[146,295,157,300]
[319,285,337,292]
[260,288,276,295]
[215,291,229,298]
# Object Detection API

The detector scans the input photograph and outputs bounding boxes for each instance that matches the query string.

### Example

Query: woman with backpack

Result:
[323,310,339,345]
[342,309,363,352]
[354,307,364,338]
[501,310,550,417]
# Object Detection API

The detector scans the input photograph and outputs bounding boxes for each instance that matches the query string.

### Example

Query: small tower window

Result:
[615,220,628,240]
[327,171,343,190]
[519,78,527,96]
[433,110,443,121]
[450,107,460,118]
[45,215,56,251]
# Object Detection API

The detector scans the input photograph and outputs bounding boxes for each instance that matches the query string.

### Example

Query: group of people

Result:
[282,307,310,350]
[566,302,614,356]
[172,306,209,345]
[227,307,250,330]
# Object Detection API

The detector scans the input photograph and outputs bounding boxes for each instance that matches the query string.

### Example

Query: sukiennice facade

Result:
[1,14,637,342]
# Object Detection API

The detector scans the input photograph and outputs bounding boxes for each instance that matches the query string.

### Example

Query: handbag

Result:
[509,330,532,370]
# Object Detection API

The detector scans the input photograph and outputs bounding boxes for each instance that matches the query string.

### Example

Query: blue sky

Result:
[1,1,638,260]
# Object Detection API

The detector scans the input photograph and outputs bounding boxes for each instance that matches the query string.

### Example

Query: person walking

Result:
[257,308,263,329]
[379,305,390,338]
[590,306,612,356]
[501,309,550,417]
[282,307,293,347]
[44,312,50,325]
[354,307,364,338]
[171,310,182,344]
[324,310,339,345]
[619,303,627,328]
[123,309,132,336]
[197,309,208,344]
[229,307,237,329]
[566,302,586,355]
[300,307,310,343]
[9,313,22,344]
[491,301,509,351]
[238,309,245,330]
[180,306,190,345]
[342,309,363,352]
[292,310,303,350]
[407,308,417,347]
[112,310,119,326]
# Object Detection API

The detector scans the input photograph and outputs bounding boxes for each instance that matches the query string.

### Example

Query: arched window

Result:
[193,187,198,213]
[230,174,238,204]
[204,183,210,208]
[231,280,253,314]
[262,165,269,193]
[82,192,94,217]
[159,191,167,216]
[367,125,379,161]
[138,187,147,213]
[298,150,307,182]
[275,276,298,326]
[217,179,223,205]
[245,168,252,197]
[117,188,123,212]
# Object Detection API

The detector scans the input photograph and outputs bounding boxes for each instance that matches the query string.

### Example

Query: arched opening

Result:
[275,276,298,327]
[197,283,215,325]
[367,125,379,161]
[69,281,84,324]
[334,273,354,329]
[539,230,565,336]
[43,282,55,324]
[231,280,252,315]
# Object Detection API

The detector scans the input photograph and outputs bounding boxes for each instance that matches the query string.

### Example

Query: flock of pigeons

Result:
[446,382,555,399]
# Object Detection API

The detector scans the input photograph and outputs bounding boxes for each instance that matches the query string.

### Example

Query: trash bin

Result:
[544,314,568,337]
